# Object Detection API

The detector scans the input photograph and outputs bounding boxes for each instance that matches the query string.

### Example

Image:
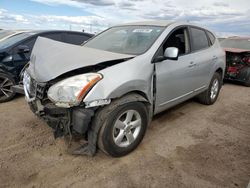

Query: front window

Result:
[84,26,164,55]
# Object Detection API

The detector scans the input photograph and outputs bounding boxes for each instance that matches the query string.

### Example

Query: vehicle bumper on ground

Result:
[28,99,94,138]
[12,84,25,94]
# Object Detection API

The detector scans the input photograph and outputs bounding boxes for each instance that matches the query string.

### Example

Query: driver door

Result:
[154,27,199,113]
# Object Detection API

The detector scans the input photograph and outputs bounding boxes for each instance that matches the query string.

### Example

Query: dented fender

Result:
[83,55,155,104]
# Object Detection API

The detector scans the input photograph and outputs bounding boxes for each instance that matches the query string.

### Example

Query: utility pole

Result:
[89,24,92,33]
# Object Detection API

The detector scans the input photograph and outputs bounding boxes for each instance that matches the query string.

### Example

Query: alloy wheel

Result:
[210,79,219,100]
[112,109,142,147]
[0,76,14,100]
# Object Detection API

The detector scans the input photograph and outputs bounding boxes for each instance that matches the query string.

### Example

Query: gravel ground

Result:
[0,83,249,188]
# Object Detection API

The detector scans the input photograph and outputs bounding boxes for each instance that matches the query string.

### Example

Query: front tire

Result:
[197,72,222,105]
[96,100,148,157]
[0,73,16,103]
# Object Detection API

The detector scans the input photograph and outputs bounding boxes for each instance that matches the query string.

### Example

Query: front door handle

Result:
[188,61,197,68]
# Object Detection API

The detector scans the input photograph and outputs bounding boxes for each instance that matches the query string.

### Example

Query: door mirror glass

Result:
[17,45,30,53]
[164,47,179,60]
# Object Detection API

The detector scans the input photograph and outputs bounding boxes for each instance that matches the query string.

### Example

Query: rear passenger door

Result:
[188,27,214,88]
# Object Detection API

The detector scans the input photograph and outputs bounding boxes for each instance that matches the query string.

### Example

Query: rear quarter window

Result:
[207,31,216,45]
[190,27,209,51]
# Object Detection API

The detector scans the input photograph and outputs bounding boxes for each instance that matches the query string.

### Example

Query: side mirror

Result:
[153,47,179,63]
[164,47,179,60]
[17,45,30,53]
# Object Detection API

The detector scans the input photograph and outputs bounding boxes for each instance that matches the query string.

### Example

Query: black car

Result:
[0,30,93,102]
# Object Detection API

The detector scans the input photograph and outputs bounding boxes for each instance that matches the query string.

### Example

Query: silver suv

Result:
[24,21,225,157]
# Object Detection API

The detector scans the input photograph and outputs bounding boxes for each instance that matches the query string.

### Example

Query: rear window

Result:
[41,33,63,42]
[63,33,90,45]
[190,27,209,51]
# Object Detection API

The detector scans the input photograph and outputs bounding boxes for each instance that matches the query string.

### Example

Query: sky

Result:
[0,0,249,37]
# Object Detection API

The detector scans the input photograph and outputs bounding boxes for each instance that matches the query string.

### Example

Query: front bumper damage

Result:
[24,78,98,156]
[29,100,93,136]
[12,84,25,94]
[28,99,99,156]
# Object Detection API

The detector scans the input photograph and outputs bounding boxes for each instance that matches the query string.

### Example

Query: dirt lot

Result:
[0,83,249,188]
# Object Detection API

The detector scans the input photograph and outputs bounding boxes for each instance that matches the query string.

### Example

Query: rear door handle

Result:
[188,61,197,68]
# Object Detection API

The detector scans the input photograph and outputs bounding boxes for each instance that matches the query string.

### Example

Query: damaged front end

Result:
[23,71,96,136]
[24,71,102,156]
[29,99,95,139]
[23,37,134,156]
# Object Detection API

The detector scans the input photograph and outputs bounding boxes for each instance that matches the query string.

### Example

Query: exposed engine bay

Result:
[225,51,250,86]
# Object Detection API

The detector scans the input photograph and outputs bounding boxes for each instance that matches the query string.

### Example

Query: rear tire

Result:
[197,72,222,105]
[0,73,16,103]
[95,99,148,157]
[243,77,250,87]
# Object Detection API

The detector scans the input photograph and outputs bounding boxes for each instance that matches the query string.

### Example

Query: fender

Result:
[107,80,152,103]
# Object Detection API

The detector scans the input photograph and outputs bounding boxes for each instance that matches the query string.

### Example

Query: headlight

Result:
[48,73,102,108]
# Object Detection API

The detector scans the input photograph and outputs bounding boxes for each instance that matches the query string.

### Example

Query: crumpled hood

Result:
[27,37,134,82]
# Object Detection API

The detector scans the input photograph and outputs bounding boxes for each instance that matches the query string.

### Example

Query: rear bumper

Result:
[225,67,250,83]
[12,84,24,94]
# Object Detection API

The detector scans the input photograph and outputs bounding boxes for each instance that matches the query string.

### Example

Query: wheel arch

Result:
[115,90,150,103]
[105,79,153,104]
[215,67,223,77]
[110,91,152,116]
[215,67,224,85]
[0,67,18,82]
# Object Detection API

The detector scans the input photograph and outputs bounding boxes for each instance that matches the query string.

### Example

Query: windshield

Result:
[0,30,16,40]
[220,38,250,50]
[85,26,164,55]
[0,32,35,49]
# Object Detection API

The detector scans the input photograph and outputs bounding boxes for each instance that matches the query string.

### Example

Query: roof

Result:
[0,29,93,37]
[30,30,93,36]
[117,20,175,27]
